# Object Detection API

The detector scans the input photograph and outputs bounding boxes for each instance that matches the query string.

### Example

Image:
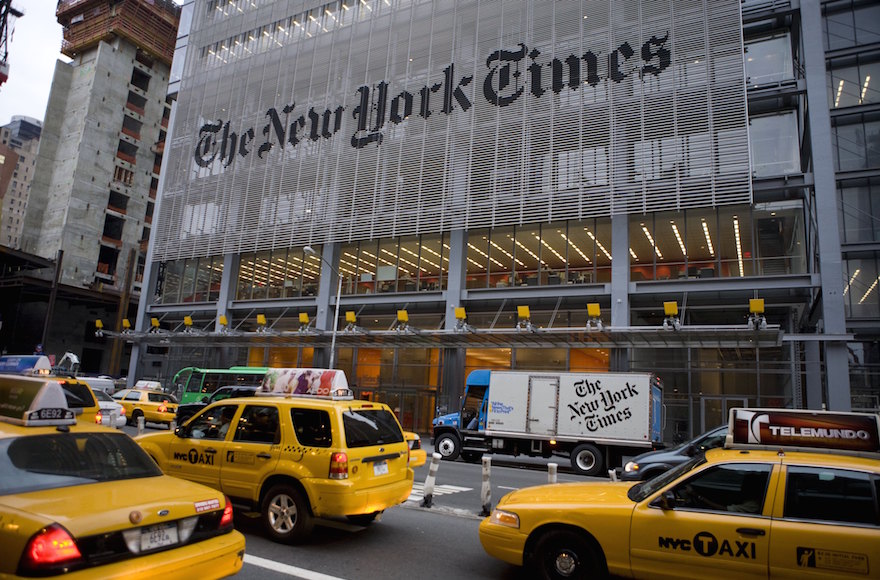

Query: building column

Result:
[801,0,851,410]
[804,341,823,409]
[313,242,341,368]
[610,213,630,371]
[441,229,468,407]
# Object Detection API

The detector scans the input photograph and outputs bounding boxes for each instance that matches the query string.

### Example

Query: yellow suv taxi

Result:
[136,368,414,544]
[112,388,178,427]
[479,408,880,579]
[0,355,100,425]
[0,374,245,579]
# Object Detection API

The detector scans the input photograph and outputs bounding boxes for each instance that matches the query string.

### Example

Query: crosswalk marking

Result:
[407,482,472,501]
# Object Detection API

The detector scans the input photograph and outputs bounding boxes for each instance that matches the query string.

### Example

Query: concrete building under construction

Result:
[22,0,178,297]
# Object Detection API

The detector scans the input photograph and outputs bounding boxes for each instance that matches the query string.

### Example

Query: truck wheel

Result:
[435,433,461,460]
[262,484,313,544]
[530,529,607,579]
[570,444,604,476]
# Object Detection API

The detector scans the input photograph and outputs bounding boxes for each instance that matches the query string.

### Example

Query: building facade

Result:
[0,116,41,249]
[127,0,879,439]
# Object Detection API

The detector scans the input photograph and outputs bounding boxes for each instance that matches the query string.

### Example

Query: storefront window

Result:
[159,259,184,304]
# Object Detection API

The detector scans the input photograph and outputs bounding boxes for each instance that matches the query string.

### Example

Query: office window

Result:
[745,34,794,87]
[750,112,800,176]
[828,53,880,109]
[833,115,880,171]
[824,0,880,51]
[839,178,880,243]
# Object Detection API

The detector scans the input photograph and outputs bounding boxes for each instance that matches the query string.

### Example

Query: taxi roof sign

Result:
[0,375,77,426]
[0,355,53,376]
[728,408,880,455]
[259,368,353,399]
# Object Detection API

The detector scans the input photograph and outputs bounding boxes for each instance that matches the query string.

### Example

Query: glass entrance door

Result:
[376,388,437,434]
[700,396,748,432]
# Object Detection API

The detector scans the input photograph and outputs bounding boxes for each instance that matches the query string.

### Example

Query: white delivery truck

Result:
[432,370,664,476]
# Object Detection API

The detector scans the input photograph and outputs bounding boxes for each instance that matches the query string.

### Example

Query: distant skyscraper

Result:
[0,116,41,248]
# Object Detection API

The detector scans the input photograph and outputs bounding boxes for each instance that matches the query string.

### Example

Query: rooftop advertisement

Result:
[729,408,880,453]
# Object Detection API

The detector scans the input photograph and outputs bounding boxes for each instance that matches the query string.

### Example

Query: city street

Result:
[125,424,594,579]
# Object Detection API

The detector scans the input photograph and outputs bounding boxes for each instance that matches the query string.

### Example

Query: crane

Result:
[0,0,23,87]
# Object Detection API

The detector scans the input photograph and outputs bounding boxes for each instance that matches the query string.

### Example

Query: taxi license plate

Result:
[140,523,178,551]
[373,460,389,476]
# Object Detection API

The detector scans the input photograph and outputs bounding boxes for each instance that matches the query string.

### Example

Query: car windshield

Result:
[343,409,404,447]
[0,432,162,495]
[628,455,706,502]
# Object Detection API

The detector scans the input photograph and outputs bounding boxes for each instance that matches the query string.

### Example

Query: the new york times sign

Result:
[155,0,749,261]
[194,36,670,166]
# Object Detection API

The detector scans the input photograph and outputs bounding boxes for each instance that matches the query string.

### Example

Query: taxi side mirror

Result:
[685,444,697,457]
[174,425,185,438]
[653,491,677,510]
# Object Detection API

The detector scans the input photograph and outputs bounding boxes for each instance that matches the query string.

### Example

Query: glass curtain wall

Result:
[157,257,224,304]
[629,203,806,280]
[466,219,611,289]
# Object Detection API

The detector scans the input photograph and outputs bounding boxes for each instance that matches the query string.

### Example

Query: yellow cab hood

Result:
[499,480,636,509]
[1,475,224,537]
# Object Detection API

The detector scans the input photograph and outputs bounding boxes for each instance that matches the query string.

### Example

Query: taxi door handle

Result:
[257,452,271,459]
[737,528,766,537]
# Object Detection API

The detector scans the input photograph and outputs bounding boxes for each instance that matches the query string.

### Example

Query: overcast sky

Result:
[0,1,68,127]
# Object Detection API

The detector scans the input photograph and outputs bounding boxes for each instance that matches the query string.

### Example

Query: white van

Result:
[78,376,116,395]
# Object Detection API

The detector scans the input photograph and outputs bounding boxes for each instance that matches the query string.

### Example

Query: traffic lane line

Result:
[245,554,348,580]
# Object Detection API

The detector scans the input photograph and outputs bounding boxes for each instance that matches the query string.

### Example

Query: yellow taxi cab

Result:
[405,431,427,468]
[112,388,178,427]
[0,355,100,426]
[479,408,880,580]
[136,368,414,544]
[0,376,245,579]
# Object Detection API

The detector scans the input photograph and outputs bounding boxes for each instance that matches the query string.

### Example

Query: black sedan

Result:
[175,385,259,423]
[619,424,727,481]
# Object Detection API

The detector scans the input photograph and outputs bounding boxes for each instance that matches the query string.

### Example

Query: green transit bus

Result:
[172,366,269,404]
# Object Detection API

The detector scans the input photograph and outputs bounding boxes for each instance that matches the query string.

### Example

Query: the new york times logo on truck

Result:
[567,378,638,432]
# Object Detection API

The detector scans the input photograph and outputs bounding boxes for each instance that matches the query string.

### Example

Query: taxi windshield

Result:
[0,432,162,495]
[628,455,705,502]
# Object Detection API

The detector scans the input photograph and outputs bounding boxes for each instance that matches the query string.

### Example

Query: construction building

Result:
[21,0,178,299]
[120,0,878,440]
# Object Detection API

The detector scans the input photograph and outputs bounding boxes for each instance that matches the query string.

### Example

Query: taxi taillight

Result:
[20,524,82,571]
[329,452,348,479]
[94,412,103,424]
[220,496,234,529]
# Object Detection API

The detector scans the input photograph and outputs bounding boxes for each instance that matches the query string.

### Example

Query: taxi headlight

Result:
[489,509,519,529]
[624,461,639,473]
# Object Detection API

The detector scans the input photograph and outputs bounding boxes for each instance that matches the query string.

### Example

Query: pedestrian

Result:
[33,344,44,355]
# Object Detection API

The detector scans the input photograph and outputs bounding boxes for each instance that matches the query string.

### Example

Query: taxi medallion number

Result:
[140,522,178,551]
[373,460,389,476]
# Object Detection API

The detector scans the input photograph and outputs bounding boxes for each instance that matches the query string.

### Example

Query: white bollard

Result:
[137,415,145,435]
[548,462,558,484]
[420,452,442,508]
[480,455,492,516]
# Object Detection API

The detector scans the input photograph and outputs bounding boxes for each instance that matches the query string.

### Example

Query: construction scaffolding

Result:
[57,0,180,66]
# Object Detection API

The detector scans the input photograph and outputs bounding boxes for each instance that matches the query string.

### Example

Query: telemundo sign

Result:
[158,0,749,261]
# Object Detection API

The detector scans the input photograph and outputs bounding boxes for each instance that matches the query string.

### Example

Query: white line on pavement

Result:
[244,554,348,580]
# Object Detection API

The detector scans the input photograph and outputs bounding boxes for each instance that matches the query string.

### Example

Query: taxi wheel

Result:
[570,444,604,477]
[435,433,461,460]
[531,529,606,580]
[128,409,143,427]
[262,484,313,544]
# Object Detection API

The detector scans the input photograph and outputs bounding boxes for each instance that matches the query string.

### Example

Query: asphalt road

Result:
[124,424,600,579]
